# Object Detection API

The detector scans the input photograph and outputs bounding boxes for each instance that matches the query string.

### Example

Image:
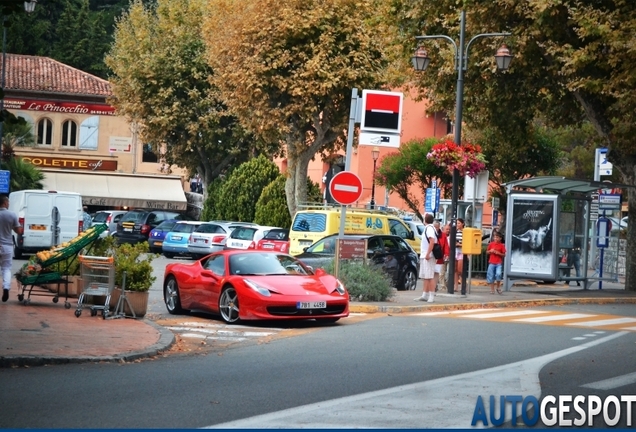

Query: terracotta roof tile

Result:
[4,54,112,97]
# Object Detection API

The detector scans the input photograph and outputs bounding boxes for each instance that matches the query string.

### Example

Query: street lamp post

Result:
[370,146,380,209]
[412,10,511,295]
[1,1,38,151]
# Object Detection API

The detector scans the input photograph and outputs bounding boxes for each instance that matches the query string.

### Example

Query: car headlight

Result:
[335,279,346,295]
[244,279,271,297]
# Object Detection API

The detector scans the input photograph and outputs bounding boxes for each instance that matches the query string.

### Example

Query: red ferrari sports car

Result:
[163,250,349,323]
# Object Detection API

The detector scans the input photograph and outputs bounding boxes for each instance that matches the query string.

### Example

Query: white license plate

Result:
[124,228,132,232]
[172,236,182,241]
[299,240,313,246]
[297,301,326,309]
[230,242,243,247]
[262,244,274,249]
[195,238,206,243]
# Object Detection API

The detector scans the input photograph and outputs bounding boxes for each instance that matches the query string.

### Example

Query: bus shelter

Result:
[501,176,629,290]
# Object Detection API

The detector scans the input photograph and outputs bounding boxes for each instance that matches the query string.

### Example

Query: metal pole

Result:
[0,18,7,153]
[370,159,376,209]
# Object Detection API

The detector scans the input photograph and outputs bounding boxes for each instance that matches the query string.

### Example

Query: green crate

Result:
[39,224,107,267]
[17,271,63,285]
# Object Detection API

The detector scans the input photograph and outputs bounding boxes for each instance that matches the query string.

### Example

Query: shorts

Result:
[434,263,442,274]
[419,256,436,279]
[487,263,503,283]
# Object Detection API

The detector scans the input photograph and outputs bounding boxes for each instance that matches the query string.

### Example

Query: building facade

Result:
[3,54,189,212]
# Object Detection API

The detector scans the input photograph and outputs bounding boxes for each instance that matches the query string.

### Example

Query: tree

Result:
[388,0,636,291]
[105,0,270,189]
[375,138,452,220]
[203,0,388,217]
[214,155,281,222]
[254,175,322,228]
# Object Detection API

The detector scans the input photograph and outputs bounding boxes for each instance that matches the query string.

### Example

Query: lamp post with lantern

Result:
[1,0,38,152]
[411,10,512,294]
[370,146,380,209]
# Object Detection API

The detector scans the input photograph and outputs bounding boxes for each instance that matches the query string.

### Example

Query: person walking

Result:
[568,243,582,286]
[82,206,92,233]
[414,213,437,303]
[486,231,506,294]
[0,194,23,302]
[437,222,451,291]
[433,221,450,292]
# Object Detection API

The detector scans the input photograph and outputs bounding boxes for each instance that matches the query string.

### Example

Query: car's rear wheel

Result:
[400,268,417,291]
[163,276,185,314]
[219,286,240,323]
[163,252,175,259]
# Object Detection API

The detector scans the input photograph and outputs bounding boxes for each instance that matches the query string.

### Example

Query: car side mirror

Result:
[407,231,414,240]
[313,267,324,276]
[303,247,308,252]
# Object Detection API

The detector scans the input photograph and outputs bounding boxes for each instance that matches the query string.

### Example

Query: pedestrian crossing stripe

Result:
[414,309,636,332]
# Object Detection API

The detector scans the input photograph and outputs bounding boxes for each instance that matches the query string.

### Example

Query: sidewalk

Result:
[2,277,635,368]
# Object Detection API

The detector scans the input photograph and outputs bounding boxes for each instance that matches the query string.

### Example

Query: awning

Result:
[503,176,633,196]
[41,171,187,211]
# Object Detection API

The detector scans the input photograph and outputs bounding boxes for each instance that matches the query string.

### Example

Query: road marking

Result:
[514,313,595,323]
[416,308,499,316]
[582,372,636,390]
[566,317,636,327]
[166,321,279,342]
[205,332,628,429]
[460,310,549,319]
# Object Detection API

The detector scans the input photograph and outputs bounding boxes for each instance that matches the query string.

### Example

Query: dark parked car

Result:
[113,210,188,244]
[148,219,181,253]
[295,234,419,291]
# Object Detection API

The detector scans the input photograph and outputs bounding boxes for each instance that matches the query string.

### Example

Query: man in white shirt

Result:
[414,213,437,303]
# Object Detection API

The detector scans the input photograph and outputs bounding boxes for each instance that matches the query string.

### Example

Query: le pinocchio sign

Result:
[20,156,118,171]
[4,98,116,116]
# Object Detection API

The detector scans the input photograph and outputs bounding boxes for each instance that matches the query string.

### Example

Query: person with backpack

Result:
[414,213,438,303]
[433,221,450,292]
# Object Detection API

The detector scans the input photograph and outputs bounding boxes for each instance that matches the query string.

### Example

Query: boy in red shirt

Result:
[486,232,506,294]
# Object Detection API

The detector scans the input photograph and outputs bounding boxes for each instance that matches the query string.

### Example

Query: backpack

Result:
[426,225,444,260]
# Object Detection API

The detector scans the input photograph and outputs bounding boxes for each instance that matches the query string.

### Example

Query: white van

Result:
[8,190,83,258]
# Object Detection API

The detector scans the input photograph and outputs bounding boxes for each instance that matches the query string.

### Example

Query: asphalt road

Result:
[1,300,635,428]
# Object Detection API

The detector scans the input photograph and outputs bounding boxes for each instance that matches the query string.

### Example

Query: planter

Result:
[109,288,149,318]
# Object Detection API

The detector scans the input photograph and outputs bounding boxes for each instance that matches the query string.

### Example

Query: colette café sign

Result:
[21,156,117,171]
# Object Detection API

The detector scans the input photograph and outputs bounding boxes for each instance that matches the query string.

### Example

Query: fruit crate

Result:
[37,223,107,267]
[16,270,64,286]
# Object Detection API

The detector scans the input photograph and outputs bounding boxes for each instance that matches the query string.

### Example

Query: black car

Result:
[295,234,419,291]
[113,210,189,244]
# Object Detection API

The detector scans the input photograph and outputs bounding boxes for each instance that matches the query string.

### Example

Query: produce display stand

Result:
[75,255,115,319]
[15,224,107,308]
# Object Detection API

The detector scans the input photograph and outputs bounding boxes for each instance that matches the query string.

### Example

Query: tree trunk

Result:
[285,149,311,218]
[623,170,636,291]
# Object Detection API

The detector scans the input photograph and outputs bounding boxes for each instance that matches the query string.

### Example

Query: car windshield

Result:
[155,220,177,231]
[230,227,258,240]
[196,224,223,234]
[229,253,310,275]
[122,211,145,222]
[306,236,337,254]
[173,223,198,233]
[263,229,289,241]
[92,212,109,223]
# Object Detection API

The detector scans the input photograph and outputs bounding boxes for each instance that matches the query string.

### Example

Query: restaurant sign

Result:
[4,98,116,116]
[20,156,117,171]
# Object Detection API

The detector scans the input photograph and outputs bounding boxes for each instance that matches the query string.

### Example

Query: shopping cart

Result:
[75,255,115,318]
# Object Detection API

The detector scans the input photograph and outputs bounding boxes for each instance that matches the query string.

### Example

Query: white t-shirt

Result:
[420,224,437,259]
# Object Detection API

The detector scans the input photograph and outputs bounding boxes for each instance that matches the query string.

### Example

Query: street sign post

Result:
[329,171,363,206]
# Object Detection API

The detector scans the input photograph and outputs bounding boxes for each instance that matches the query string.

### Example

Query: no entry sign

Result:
[329,171,363,206]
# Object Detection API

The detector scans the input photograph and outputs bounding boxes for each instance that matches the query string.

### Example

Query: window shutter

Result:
[79,116,99,149]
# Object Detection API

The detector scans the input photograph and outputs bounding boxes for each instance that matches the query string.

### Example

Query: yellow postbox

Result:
[462,227,482,255]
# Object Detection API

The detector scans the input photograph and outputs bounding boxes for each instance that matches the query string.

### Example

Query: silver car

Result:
[187,221,259,259]
[91,210,128,237]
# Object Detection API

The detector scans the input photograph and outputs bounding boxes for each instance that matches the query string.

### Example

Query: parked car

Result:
[225,225,280,250]
[187,221,259,259]
[113,210,188,244]
[295,233,419,291]
[162,250,349,323]
[162,221,204,258]
[91,210,128,238]
[402,217,425,242]
[255,228,290,253]
[148,219,181,253]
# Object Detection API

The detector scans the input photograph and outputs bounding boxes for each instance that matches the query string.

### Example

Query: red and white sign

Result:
[360,90,403,134]
[329,171,363,206]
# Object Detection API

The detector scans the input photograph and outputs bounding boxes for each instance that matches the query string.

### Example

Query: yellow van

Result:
[289,207,419,255]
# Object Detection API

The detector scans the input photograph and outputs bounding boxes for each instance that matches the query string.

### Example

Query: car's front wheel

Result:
[219,286,240,323]
[163,276,185,314]
[400,268,418,291]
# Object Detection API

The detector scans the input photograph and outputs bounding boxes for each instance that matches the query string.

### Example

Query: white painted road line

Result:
[514,313,596,323]
[582,371,636,390]
[460,310,549,319]
[415,308,499,316]
[566,317,636,327]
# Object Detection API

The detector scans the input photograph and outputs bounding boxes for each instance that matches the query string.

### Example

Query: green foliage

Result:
[2,156,44,191]
[254,175,322,228]
[323,260,394,302]
[214,155,280,222]
[90,236,157,292]
[201,176,225,222]
[375,137,451,220]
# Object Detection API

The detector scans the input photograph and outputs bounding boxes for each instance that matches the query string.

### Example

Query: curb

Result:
[0,319,175,369]
[348,297,636,314]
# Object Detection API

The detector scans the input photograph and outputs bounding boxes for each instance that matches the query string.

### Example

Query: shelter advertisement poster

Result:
[507,194,558,278]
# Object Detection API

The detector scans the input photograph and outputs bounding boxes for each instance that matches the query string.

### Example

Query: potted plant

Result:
[426,139,487,178]
[91,236,158,317]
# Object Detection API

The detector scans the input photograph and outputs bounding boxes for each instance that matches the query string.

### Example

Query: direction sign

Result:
[329,171,363,206]
[425,188,441,213]
[0,170,10,194]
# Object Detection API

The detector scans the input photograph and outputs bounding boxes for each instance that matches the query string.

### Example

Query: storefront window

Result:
[37,118,53,146]
[62,120,78,147]
[142,143,158,162]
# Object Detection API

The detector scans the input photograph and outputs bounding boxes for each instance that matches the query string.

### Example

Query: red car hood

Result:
[242,274,339,296]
